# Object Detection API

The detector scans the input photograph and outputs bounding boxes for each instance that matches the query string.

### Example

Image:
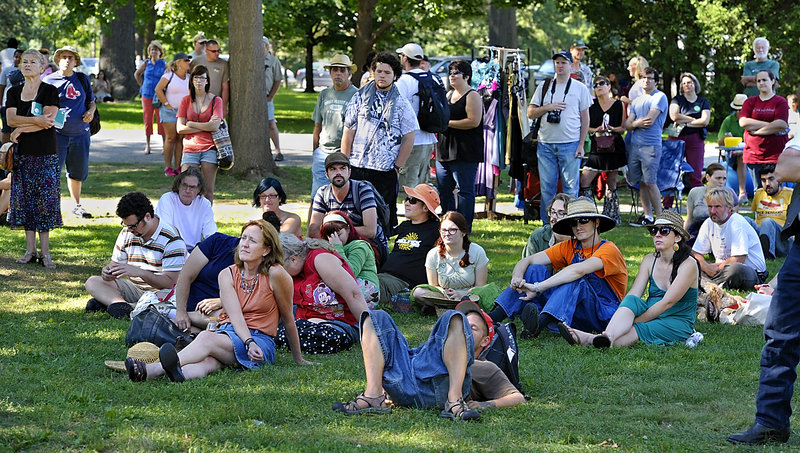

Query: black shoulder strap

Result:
[76,72,92,108]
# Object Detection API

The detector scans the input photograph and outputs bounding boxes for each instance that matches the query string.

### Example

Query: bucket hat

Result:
[403,184,440,219]
[324,54,357,72]
[54,46,82,66]
[649,210,690,242]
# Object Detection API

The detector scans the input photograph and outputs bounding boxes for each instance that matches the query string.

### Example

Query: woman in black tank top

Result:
[436,59,484,233]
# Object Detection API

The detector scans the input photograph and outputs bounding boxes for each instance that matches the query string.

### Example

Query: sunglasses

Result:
[594,81,608,87]
[449,70,464,76]
[405,197,420,204]
[569,217,594,227]
[648,226,674,236]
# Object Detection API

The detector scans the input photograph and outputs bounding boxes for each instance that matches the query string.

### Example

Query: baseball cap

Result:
[173,52,191,62]
[456,300,495,346]
[571,40,588,49]
[324,152,350,170]
[552,50,573,63]
[403,184,440,219]
[193,32,207,44]
[396,43,424,60]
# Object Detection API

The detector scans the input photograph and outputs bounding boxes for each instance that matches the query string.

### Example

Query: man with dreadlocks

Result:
[488,197,628,337]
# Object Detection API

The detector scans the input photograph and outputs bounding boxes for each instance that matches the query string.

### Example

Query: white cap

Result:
[396,43,424,60]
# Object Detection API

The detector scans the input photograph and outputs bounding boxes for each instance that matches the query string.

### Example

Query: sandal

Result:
[125,358,148,382]
[39,254,56,270]
[441,398,480,421]
[159,343,185,383]
[16,251,38,264]
[557,322,579,346]
[332,393,392,415]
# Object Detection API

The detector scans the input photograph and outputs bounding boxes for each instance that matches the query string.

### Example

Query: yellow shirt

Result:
[751,187,794,227]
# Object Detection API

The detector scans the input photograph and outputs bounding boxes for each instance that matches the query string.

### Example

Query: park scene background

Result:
[1,0,799,451]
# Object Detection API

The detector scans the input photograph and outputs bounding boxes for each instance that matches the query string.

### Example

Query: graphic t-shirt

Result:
[311,85,358,153]
[380,218,440,285]
[43,72,95,136]
[752,187,793,227]
[740,95,789,164]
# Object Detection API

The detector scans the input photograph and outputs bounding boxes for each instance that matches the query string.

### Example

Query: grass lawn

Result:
[97,90,318,134]
[1,164,794,451]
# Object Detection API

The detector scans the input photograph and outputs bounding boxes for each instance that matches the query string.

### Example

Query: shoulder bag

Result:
[209,97,234,170]
[0,142,15,171]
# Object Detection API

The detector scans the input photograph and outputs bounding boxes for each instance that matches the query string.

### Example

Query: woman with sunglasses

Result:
[559,211,698,348]
[490,198,627,338]
[668,72,711,189]
[436,59,484,233]
[177,65,223,202]
[252,177,302,237]
[153,53,192,177]
[578,75,627,224]
[321,210,380,308]
[412,211,500,312]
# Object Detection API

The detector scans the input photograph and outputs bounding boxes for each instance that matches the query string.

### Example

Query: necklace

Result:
[239,269,259,294]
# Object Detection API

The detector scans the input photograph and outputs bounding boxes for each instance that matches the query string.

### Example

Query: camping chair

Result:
[625,139,694,223]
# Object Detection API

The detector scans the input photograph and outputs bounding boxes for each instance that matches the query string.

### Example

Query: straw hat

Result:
[324,54,356,72]
[649,210,690,242]
[403,184,440,219]
[54,46,82,66]
[552,197,615,235]
[104,342,160,373]
[730,94,747,110]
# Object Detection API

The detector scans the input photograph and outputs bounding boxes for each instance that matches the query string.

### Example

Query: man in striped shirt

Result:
[85,192,187,319]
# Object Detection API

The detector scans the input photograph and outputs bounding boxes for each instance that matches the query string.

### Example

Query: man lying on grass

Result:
[332,300,524,421]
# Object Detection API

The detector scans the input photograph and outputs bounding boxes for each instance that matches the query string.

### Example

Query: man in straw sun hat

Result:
[559,210,700,349]
[488,197,628,338]
[310,54,358,198]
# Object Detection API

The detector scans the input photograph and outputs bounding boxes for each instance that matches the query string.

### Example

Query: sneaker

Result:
[85,298,107,313]
[72,205,93,219]
[519,304,539,337]
[630,215,653,227]
[107,302,134,319]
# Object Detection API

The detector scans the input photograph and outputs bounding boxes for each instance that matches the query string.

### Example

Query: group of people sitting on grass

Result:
[87,147,786,422]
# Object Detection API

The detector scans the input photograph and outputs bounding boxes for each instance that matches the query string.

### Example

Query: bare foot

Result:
[564,324,595,347]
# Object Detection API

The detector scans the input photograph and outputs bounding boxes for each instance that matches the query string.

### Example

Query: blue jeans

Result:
[537,141,580,222]
[755,240,800,429]
[362,309,473,409]
[746,216,793,259]
[435,160,479,233]
[311,147,330,199]
[56,131,91,181]
[494,264,620,333]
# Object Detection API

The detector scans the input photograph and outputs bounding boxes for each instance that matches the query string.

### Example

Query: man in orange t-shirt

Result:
[489,197,628,336]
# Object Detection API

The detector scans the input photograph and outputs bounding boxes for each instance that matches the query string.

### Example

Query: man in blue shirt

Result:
[625,67,668,226]
[44,46,97,218]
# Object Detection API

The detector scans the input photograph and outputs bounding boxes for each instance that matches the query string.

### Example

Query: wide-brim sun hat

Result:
[403,184,440,219]
[324,54,357,73]
[730,93,748,110]
[54,46,82,67]
[650,210,690,242]
[552,197,615,235]
[104,342,160,373]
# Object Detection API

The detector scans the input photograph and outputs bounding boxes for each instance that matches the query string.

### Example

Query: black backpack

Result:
[75,72,101,135]
[7,69,24,88]
[407,71,450,133]
[479,322,522,391]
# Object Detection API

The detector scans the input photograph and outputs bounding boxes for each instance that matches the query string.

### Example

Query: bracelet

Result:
[533,281,541,293]
[244,338,255,350]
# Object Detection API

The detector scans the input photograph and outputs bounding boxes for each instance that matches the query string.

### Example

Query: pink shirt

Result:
[177,95,223,154]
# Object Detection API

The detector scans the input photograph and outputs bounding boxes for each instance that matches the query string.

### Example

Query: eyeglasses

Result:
[405,197,420,204]
[193,77,208,81]
[259,193,279,201]
[593,81,608,87]
[180,182,200,191]
[449,70,464,76]
[648,226,674,237]
[569,217,594,227]
[548,209,567,218]
[207,49,220,54]
[440,227,461,236]
[122,216,143,230]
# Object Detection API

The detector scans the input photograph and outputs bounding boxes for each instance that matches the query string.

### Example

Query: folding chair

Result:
[626,139,694,223]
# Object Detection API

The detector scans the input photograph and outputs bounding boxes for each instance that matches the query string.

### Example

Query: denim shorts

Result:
[181,147,218,166]
[363,309,473,409]
[628,143,661,184]
[56,131,91,181]
[159,106,178,123]
[216,323,276,369]
[267,100,275,121]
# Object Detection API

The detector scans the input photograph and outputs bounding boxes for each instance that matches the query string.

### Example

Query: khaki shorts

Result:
[115,278,148,304]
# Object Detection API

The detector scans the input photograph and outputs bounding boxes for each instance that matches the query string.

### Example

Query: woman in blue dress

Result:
[560,210,699,347]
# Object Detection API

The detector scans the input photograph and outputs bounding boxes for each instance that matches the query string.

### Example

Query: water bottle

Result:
[685,331,704,348]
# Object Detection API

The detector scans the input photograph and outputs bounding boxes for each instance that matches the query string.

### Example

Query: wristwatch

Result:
[394,164,407,175]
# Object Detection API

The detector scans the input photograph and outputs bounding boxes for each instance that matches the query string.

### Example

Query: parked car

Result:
[296,61,332,89]
[532,59,554,86]
[77,57,99,76]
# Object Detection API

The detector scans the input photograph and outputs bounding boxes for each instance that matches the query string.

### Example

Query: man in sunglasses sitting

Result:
[84,192,187,319]
[489,197,628,337]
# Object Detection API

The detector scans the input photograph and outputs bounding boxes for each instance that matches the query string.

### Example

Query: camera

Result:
[546,110,561,124]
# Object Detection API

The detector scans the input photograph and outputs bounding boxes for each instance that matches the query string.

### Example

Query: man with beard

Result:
[692,187,767,290]
[84,192,187,319]
[307,152,388,256]
[750,163,794,259]
[741,37,781,98]
[310,54,358,198]
[341,51,417,228]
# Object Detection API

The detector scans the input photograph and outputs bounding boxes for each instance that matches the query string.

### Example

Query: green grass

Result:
[97,90,318,134]
[1,165,795,451]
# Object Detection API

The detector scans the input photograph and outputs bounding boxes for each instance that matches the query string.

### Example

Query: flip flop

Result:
[592,335,611,349]
[159,343,185,383]
[557,322,578,346]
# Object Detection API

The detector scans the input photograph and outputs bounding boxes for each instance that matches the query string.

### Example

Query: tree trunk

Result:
[352,0,378,85]
[228,0,274,176]
[489,5,517,48]
[100,0,137,99]
[143,0,156,56]
[304,39,315,93]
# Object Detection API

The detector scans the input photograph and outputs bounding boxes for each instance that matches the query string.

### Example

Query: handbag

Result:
[76,72,101,135]
[0,142,14,171]
[151,72,174,110]
[594,133,616,152]
[125,306,193,349]
[210,98,234,170]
